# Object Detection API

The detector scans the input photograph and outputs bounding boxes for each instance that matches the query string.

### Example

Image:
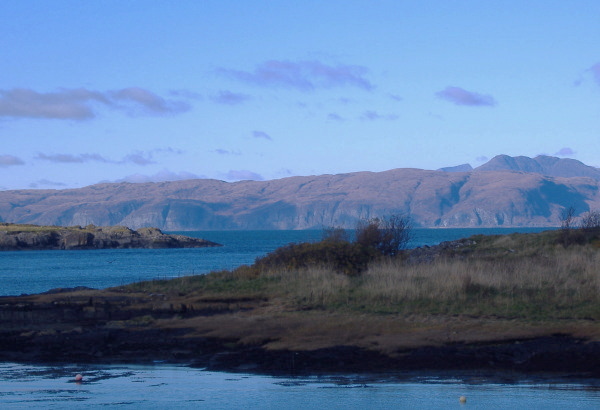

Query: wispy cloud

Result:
[214,149,241,156]
[327,113,344,121]
[29,179,68,188]
[35,150,163,165]
[555,147,575,157]
[122,152,156,165]
[360,110,399,121]
[115,170,201,184]
[0,88,107,120]
[210,90,251,105]
[35,153,110,163]
[219,60,374,91]
[0,87,192,120]
[0,154,25,167]
[154,147,185,155]
[225,170,264,181]
[252,130,272,140]
[436,86,497,107]
[109,87,190,115]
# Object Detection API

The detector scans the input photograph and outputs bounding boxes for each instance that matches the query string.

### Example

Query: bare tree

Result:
[580,210,600,231]
[355,214,412,256]
[560,206,576,231]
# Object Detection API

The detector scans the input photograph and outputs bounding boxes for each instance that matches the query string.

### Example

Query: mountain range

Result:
[1,155,599,230]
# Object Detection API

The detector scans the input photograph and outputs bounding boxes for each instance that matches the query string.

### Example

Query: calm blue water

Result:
[0,228,551,296]
[6,227,592,409]
[1,363,599,409]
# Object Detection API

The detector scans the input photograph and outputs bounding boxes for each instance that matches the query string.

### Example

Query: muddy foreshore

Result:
[1,288,599,377]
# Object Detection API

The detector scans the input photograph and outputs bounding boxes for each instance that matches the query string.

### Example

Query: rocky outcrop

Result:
[0,223,220,250]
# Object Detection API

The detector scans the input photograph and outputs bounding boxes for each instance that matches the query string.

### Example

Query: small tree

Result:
[580,210,600,232]
[559,206,585,247]
[355,214,412,256]
[560,206,575,231]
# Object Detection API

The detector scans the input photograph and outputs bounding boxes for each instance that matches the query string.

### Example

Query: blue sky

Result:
[1,0,599,190]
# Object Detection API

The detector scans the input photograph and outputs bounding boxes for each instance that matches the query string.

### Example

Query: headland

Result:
[0,223,220,250]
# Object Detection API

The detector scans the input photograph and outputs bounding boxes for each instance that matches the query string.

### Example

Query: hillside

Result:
[0,155,599,230]
[474,154,600,179]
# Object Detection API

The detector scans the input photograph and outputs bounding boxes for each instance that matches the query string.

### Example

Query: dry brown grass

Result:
[249,244,600,320]
[123,231,600,321]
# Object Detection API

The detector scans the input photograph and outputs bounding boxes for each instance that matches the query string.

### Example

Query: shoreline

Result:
[2,289,600,378]
[2,228,599,378]
[2,332,600,378]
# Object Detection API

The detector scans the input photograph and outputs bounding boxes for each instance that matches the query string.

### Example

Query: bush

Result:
[251,214,412,277]
[254,241,377,276]
[321,226,350,243]
[355,214,412,256]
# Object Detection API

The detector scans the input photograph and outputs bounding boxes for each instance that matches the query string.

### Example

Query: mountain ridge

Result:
[473,154,600,179]
[1,155,599,230]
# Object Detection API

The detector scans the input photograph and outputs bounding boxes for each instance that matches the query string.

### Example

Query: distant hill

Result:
[475,155,600,180]
[438,163,473,173]
[0,155,599,229]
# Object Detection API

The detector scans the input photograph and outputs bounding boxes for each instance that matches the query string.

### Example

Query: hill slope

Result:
[0,156,599,229]
[475,154,600,180]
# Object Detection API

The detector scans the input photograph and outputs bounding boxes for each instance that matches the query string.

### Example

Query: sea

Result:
[2,227,600,408]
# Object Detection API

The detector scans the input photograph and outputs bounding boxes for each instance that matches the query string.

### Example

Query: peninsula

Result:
[1,227,599,376]
[0,223,221,250]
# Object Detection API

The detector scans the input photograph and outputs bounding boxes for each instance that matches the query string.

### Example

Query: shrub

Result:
[355,214,412,256]
[250,214,412,277]
[321,226,350,243]
[254,241,377,276]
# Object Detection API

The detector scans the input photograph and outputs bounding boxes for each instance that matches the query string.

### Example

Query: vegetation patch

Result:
[120,218,600,321]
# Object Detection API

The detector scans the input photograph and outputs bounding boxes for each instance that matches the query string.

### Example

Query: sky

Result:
[1,0,600,190]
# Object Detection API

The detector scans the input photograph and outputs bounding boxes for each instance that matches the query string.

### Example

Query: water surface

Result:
[1,363,599,409]
[0,228,551,296]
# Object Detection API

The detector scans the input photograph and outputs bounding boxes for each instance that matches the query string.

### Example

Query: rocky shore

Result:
[1,288,599,376]
[0,223,220,250]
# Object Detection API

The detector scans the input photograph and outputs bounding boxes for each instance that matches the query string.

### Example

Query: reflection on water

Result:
[1,362,599,409]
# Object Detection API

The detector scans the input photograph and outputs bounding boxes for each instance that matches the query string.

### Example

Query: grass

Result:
[120,228,600,321]
[356,247,600,318]
[6,227,598,360]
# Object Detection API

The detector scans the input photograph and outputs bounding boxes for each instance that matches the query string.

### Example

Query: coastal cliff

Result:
[0,223,220,250]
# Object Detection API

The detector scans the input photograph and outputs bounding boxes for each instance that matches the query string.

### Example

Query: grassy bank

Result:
[4,227,600,372]
[123,228,600,321]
